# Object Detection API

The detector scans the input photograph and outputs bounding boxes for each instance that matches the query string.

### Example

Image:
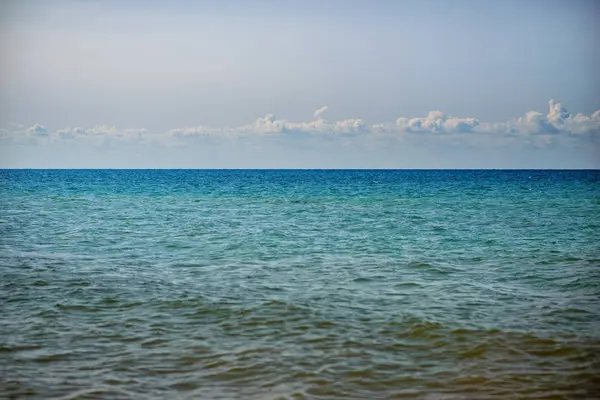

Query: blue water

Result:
[1,170,599,399]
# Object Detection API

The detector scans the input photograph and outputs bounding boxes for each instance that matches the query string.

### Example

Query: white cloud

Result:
[27,124,48,136]
[478,100,600,136]
[168,126,211,138]
[3,125,148,145]
[1,101,598,148]
[168,107,366,137]
[393,111,480,134]
[313,106,329,119]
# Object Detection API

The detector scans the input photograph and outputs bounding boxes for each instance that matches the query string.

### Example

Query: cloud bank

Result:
[1,100,598,147]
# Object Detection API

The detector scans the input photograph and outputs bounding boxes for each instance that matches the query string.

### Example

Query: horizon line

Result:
[2,168,599,171]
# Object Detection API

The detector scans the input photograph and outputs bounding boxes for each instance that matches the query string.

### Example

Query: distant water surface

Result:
[1,170,599,399]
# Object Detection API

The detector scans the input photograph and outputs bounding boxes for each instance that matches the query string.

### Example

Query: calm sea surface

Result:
[1,170,599,399]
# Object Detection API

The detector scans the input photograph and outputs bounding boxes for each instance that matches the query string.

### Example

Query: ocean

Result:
[1,169,599,399]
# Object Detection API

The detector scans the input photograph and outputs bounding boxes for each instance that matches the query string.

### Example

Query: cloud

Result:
[393,111,480,134]
[478,100,600,136]
[27,124,48,136]
[374,100,599,137]
[313,106,328,119]
[1,100,598,148]
[169,107,366,137]
[3,124,148,145]
[168,126,211,139]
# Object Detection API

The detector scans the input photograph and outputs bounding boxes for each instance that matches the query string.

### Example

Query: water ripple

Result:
[1,169,599,399]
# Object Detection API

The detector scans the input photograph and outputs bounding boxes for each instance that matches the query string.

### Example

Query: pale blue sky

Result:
[1,0,599,168]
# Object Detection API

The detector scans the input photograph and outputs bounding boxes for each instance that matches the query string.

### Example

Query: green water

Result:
[1,170,599,399]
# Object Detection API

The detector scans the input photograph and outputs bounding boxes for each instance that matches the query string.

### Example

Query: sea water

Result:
[1,170,599,399]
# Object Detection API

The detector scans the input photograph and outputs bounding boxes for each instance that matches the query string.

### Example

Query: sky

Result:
[0,0,599,168]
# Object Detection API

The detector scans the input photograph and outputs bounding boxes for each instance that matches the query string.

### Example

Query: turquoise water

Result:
[1,170,599,399]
